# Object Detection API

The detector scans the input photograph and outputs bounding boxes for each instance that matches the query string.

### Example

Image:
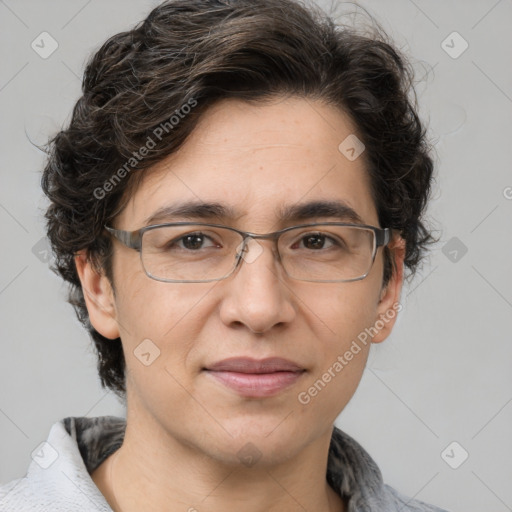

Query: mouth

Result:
[203,357,306,398]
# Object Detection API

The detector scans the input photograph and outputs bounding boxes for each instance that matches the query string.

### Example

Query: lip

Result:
[204,357,306,398]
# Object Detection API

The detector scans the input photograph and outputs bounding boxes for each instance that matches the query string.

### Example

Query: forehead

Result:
[118,96,378,229]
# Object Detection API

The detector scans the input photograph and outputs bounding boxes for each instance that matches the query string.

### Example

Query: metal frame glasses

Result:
[105,222,391,283]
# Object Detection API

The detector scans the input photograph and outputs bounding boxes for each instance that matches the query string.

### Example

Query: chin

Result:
[202,415,315,467]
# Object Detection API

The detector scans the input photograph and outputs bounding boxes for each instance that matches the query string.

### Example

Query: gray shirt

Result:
[0,416,450,511]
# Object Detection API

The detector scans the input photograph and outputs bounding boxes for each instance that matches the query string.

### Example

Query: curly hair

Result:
[42,0,435,400]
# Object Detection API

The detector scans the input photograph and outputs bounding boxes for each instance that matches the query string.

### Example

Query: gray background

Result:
[1,0,511,510]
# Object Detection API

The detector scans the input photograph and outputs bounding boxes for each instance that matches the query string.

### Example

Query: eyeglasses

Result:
[105,222,391,283]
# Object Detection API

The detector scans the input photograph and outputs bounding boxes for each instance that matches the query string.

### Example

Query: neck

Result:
[97,407,345,512]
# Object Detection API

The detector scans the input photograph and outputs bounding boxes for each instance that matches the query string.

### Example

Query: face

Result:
[78,96,404,467]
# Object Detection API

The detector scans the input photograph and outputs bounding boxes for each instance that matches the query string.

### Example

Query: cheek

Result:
[292,282,379,415]
[295,330,371,432]
[113,250,192,338]
[113,267,219,377]
[298,277,381,341]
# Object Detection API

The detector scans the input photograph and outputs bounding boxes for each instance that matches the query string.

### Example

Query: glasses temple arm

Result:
[375,228,391,247]
[105,226,142,251]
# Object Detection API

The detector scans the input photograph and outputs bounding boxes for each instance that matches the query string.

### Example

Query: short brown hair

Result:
[42,0,435,399]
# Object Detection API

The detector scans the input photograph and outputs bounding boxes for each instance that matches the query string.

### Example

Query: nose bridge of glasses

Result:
[236,232,281,265]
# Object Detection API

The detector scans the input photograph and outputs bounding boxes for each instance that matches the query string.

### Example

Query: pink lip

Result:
[204,357,306,398]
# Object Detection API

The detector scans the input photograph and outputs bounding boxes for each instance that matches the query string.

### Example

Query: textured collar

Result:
[0,416,448,511]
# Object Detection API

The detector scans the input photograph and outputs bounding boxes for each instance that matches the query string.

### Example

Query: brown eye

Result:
[181,234,208,250]
[165,232,220,251]
[302,234,330,250]
[292,232,339,251]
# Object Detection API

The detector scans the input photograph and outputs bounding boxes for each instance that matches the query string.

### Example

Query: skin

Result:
[76,96,405,512]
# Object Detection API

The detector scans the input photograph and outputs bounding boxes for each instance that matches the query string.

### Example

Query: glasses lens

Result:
[279,225,376,282]
[139,223,376,283]
[141,225,242,282]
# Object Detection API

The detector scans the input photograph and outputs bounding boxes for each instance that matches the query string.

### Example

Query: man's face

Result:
[82,96,402,465]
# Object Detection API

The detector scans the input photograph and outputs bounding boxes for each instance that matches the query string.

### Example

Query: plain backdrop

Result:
[1,1,511,510]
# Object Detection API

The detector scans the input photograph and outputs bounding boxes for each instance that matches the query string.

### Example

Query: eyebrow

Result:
[143,199,364,226]
[143,201,238,226]
[278,200,364,225]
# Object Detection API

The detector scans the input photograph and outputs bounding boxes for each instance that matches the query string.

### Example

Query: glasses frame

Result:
[104,222,391,283]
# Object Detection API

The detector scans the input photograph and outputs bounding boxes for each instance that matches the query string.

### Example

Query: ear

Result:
[371,235,405,344]
[74,250,120,340]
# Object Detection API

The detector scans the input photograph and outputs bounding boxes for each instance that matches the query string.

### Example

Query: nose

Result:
[218,238,296,334]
